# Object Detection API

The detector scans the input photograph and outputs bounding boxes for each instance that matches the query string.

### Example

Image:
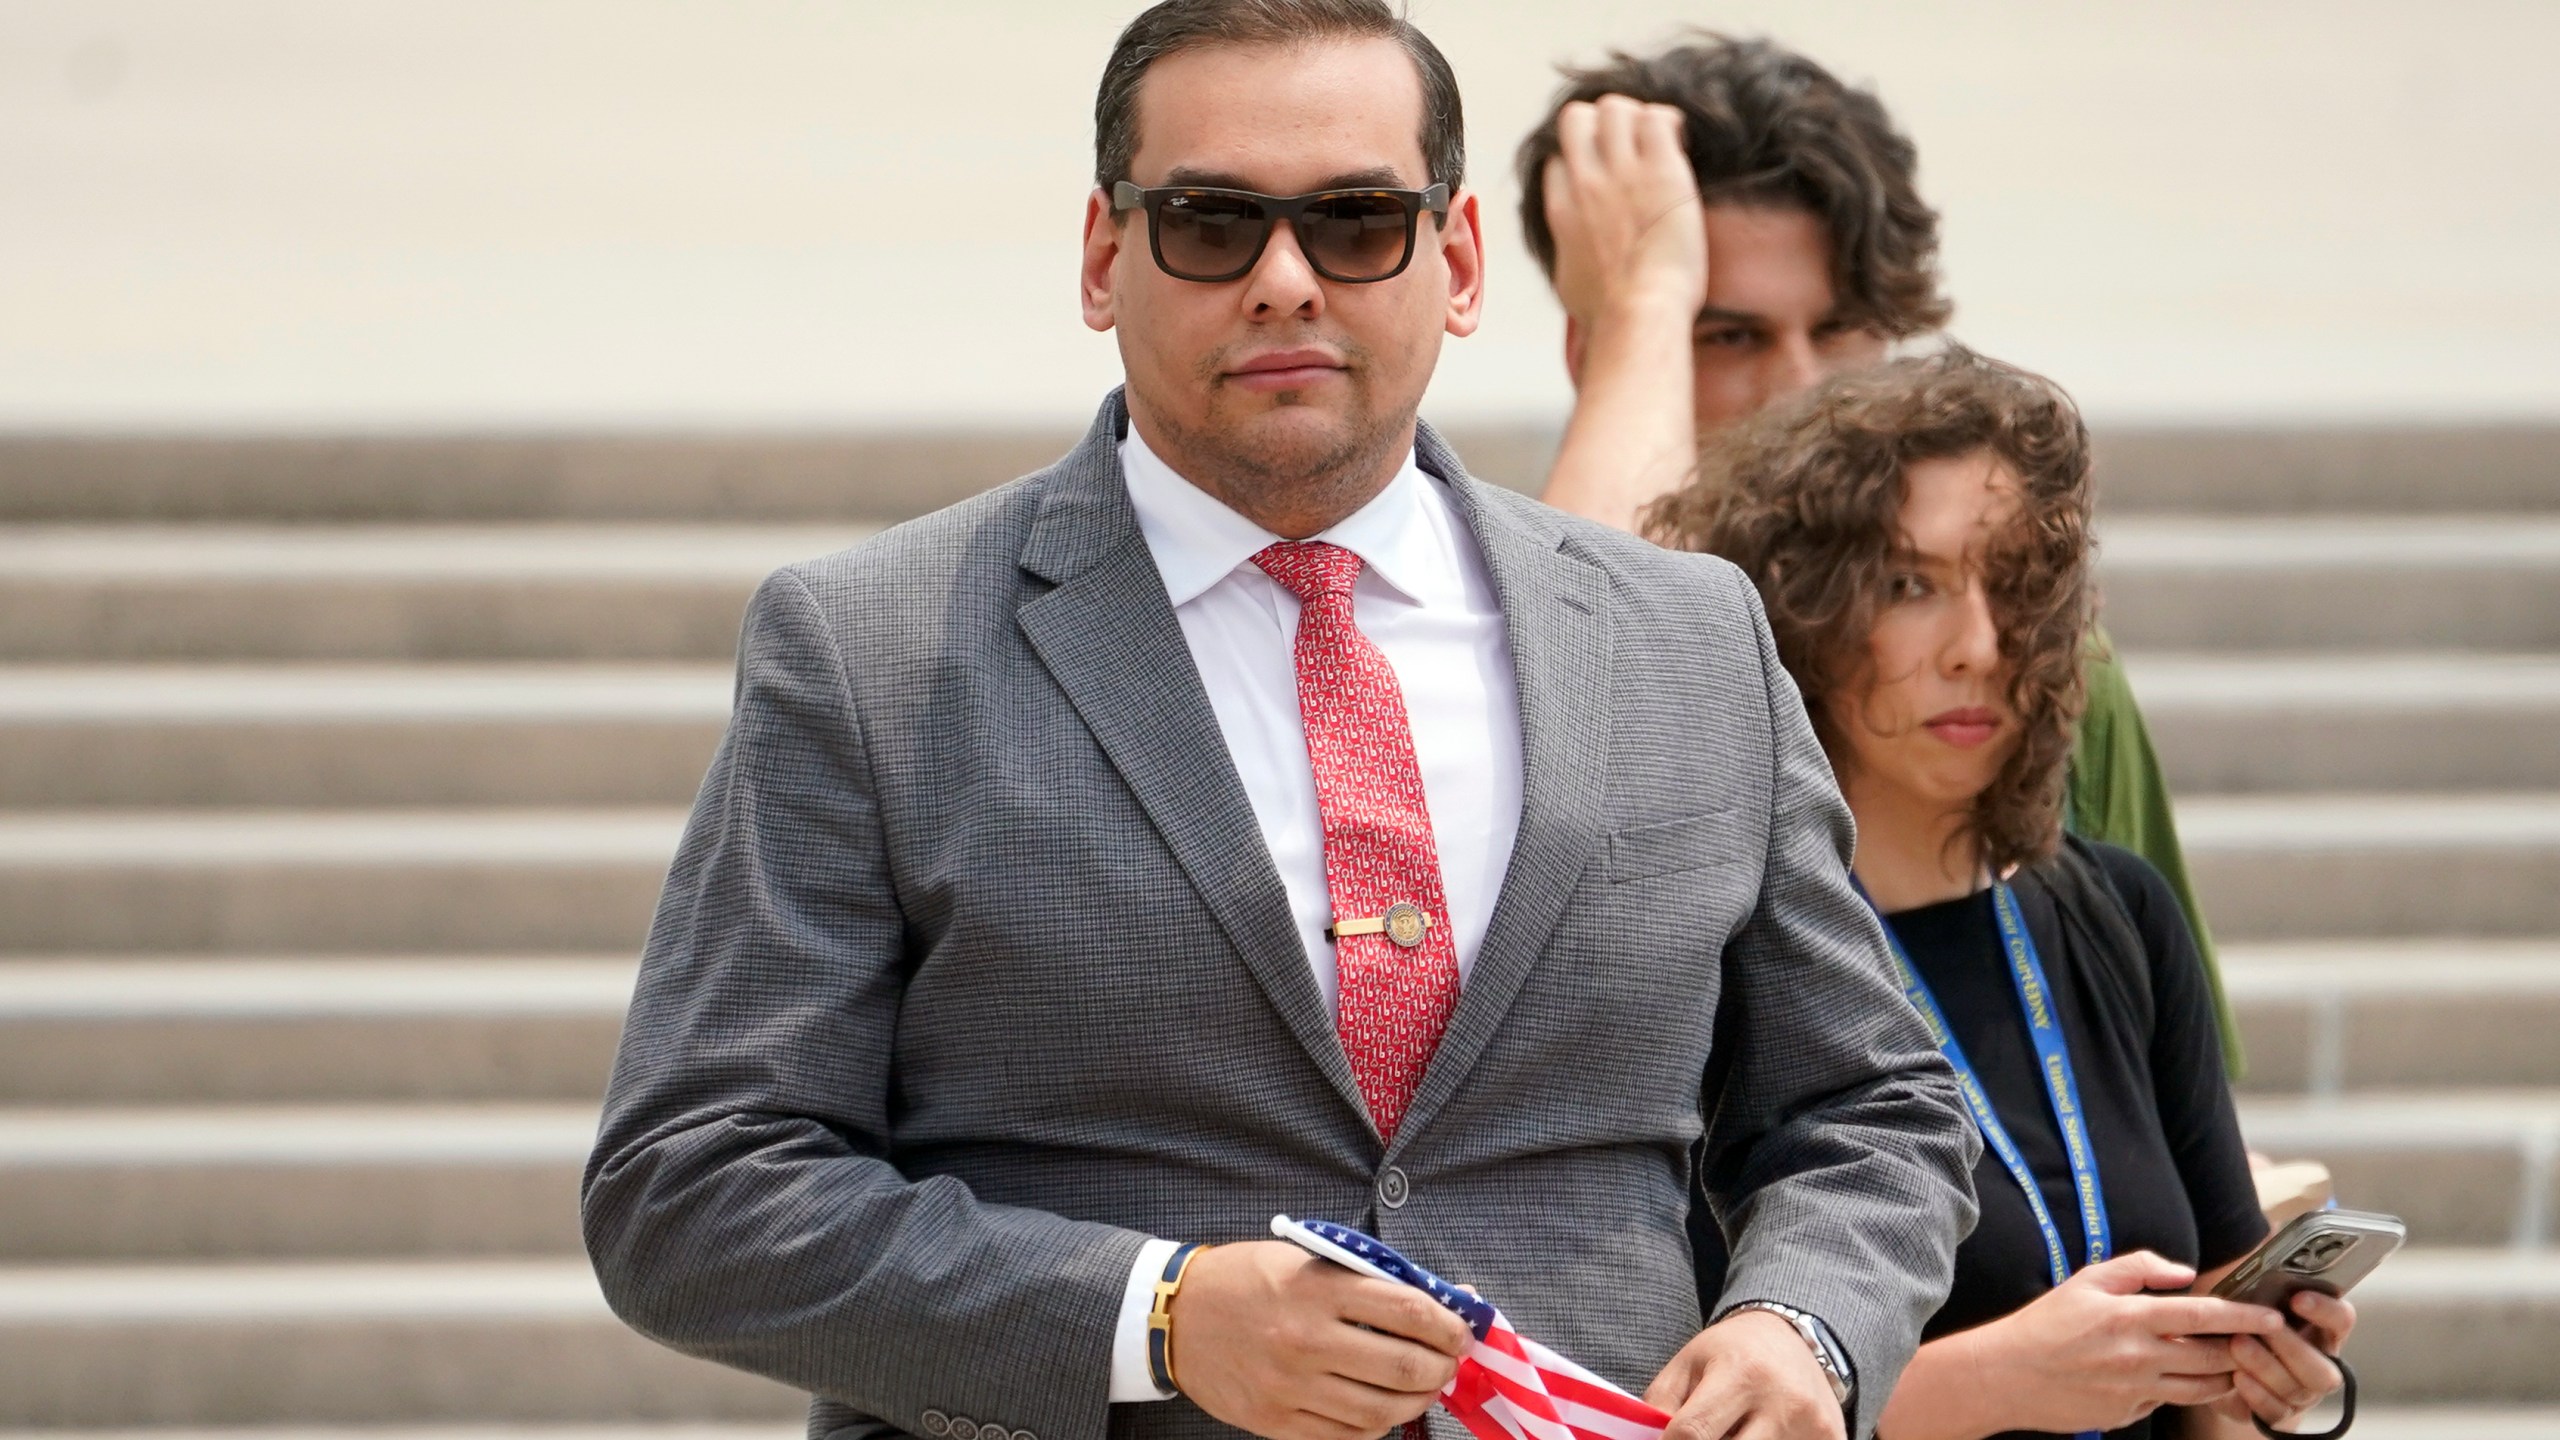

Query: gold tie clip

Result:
[1326,902,1431,949]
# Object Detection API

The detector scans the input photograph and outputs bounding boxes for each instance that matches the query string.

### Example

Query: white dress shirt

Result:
[1104,423,1526,1401]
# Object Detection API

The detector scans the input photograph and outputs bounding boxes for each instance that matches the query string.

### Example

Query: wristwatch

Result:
[1718,1300,1855,1411]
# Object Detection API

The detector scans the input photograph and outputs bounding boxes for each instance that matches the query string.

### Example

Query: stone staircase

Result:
[0,424,2554,1437]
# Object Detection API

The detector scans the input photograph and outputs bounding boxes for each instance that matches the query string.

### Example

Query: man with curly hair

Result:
[1514,36,2235,1078]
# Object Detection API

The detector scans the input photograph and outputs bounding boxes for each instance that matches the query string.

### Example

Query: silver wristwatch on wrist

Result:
[1718,1299,1855,1410]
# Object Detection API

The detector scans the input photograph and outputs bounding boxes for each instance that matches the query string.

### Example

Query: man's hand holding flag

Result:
[1272,1217,1673,1440]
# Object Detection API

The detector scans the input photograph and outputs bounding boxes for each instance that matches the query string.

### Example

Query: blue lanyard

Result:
[1858,878,2113,1291]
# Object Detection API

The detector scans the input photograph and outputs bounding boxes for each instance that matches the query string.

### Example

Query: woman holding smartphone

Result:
[1649,348,2356,1439]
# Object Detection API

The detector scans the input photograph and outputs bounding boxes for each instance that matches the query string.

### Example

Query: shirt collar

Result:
[1118,421,1456,610]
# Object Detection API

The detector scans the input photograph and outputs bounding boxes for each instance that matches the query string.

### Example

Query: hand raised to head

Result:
[1169,1239,1472,1440]
[1543,95,1708,325]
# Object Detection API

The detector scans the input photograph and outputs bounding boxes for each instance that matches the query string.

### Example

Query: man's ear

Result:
[1562,314,1587,389]
[1439,188,1486,339]
[1081,188,1120,333]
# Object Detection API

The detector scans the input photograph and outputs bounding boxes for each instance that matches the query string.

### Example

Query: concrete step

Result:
[3,424,2552,522]
[0,809,681,954]
[0,525,866,661]
[0,1260,801,1427]
[0,1249,2536,1423]
[6,515,2556,661]
[0,666,728,807]
[2238,1090,2560,1248]
[2349,1249,2560,1403]
[17,1090,2540,1262]
[0,430,1069,524]
[2228,942,2560,1095]
[0,958,628,1104]
[2130,652,2560,793]
[3,795,2556,953]
[0,1105,589,1260]
[4,937,2545,1104]
[13,652,2555,809]
[2088,425,2560,515]
[6,976,2550,1257]
[2098,515,2560,651]
[2178,792,2560,939]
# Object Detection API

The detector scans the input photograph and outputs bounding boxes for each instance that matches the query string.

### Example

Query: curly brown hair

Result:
[1514,34,1949,337]
[1645,347,2095,873]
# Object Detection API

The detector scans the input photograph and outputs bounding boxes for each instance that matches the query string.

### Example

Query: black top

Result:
[1884,841,2267,1440]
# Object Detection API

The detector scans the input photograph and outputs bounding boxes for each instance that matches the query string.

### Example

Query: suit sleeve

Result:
[1697,565,1982,1439]
[581,566,1150,1440]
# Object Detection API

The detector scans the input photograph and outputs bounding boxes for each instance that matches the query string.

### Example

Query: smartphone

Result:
[2211,1208,2405,1312]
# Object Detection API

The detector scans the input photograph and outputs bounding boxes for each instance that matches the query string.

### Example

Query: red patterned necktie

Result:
[1254,540,1460,1144]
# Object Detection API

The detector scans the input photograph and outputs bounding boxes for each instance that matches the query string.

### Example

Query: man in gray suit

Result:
[582,4,1977,1440]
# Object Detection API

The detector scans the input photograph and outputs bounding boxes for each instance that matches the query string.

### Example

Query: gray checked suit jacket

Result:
[584,391,1978,1440]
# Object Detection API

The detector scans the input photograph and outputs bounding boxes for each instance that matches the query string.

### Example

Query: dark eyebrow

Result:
[1693,305,1768,329]
[1158,165,1415,192]
[1314,166,1411,190]
[1695,305,1875,332]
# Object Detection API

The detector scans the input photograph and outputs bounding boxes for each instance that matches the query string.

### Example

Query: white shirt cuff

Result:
[1108,1237,1185,1402]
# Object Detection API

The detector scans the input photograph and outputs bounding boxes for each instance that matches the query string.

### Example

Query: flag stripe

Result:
[1445,1311,1670,1440]
[1265,1217,1671,1440]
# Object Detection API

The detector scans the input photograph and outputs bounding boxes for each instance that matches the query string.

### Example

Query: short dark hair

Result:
[1515,35,1948,337]
[1645,347,2093,873]
[1094,0,1465,192]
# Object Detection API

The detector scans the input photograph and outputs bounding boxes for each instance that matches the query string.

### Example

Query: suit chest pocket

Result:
[1607,808,1749,884]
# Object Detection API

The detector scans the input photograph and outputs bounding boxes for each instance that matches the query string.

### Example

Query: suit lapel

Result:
[1391,424,1615,1154]
[1016,395,1369,1126]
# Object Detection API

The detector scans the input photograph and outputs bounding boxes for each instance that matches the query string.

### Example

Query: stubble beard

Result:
[1144,343,1417,535]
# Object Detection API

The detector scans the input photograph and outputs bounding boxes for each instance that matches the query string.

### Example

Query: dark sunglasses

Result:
[1112,181,1451,284]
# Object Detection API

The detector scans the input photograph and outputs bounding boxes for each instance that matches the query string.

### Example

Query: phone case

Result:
[2212,1207,2406,1311]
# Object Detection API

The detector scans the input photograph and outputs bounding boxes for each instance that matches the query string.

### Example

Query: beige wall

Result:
[4,0,2555,428]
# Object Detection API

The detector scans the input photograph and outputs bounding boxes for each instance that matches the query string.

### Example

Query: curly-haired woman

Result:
[1648,349,2354,1440]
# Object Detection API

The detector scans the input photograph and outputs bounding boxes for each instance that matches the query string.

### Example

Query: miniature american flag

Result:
[1271,1216,1672,1440]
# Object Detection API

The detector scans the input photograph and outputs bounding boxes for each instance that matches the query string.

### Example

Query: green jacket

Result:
[2069,629,2243,1076]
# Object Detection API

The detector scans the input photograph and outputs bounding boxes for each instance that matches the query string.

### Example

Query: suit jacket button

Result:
[1012,1431,1038,1440]
[949,1420,980,1440]
[919,1412,952,1439]
[1378,1165,1411,1209]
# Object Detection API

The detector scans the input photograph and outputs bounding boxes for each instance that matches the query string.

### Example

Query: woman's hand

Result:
[2207,1290,2356,1433]
[1971,1251,2289,1437]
